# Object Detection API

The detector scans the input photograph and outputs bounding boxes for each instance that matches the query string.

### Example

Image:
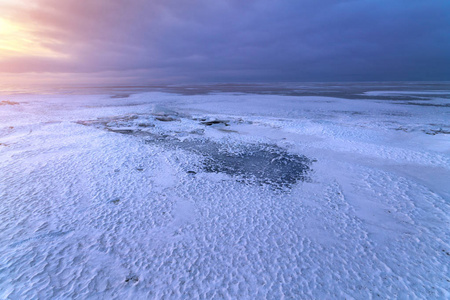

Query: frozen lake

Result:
[0,83,449,298]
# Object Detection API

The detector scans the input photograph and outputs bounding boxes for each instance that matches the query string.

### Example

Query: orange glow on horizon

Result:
[0,17,67,58]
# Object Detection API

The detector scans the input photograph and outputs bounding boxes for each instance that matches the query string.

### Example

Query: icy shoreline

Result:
[0,90,449,298]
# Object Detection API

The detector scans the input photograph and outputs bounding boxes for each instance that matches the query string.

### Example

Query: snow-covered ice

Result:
[0,86,449,298]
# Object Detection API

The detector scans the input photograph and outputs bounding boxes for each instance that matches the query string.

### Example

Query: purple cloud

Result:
[1,0,449,83]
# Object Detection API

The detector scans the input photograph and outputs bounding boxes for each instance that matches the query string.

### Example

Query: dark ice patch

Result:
[204,144,311,188]
[423,128,450,135]
[177,141,312,188]
[108,129,135,134]
[109,198,121,205]
[125,274,139,283]
[201,120,230,126]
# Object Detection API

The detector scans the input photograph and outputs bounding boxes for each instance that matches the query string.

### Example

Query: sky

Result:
[0,0,449,85]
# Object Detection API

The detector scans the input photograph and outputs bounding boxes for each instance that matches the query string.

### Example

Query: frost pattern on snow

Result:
[0,89,449,299]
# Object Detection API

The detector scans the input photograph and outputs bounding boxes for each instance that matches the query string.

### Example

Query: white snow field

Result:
[0,86,449,299]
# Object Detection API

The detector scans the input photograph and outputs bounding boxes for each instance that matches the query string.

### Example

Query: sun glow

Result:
[0,17,66,58]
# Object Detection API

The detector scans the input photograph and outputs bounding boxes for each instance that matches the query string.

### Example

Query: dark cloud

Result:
[1,0,449,83]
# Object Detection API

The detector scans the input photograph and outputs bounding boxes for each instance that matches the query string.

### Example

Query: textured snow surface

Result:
[0,90,449,299]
